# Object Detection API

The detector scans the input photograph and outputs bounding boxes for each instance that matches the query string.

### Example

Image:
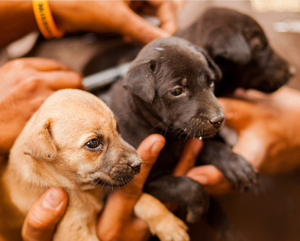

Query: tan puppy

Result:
[0,89,188,241]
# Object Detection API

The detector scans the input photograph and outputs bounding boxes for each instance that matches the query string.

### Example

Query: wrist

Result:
[0,1,38,48]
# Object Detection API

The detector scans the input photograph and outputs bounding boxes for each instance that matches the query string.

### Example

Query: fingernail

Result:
[42,188,62,209]
[151,142,164,156]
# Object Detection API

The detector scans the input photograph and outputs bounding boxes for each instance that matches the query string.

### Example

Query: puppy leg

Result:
[198,140,259,193]
[144,176,209,223]
[134,193,189,241]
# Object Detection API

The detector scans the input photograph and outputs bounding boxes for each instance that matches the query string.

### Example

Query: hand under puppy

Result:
[21,134,165,241]
[183,87,300,195]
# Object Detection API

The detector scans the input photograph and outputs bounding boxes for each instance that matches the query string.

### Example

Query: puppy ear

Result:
[211,32,251,66]
[189,45,222,82]
[23,119,57,161]
[201,50,222,82]
[123,61,155,103]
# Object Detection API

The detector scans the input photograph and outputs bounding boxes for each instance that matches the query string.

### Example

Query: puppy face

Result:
[123,37,224,139]
[23,89,141,190]
[197,8,293,94]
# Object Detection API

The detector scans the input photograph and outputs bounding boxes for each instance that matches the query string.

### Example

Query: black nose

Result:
[209,116,224,127]
[128,160,141,174]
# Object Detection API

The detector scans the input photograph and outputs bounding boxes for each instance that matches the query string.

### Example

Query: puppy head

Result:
[123,37,224,139]
[201,7,292,94]
[23,89,141,190]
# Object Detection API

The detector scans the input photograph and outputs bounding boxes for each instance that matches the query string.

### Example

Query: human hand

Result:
[0,58,82,156]
[181,87,300,195]
[97,134,165,241]
[49,0,180,44]
[20,135,165,241]
[22,187,68,241]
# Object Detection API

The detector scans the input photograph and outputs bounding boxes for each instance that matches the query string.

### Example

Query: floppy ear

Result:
[201,50,222,82]
[210,32,251,66]
[23,119,57,161]
[123,61,156,103]
[189,45,222,82]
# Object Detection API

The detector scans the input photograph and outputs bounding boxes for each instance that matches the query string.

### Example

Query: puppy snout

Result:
[209,115,225,128]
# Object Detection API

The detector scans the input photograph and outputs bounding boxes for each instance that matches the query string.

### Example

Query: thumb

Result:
[22,187,68,241]
[118,8,170,44]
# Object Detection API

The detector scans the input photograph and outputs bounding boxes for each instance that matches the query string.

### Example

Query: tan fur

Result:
[0,89,189,241]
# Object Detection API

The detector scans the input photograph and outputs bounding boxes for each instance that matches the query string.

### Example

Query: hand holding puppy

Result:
[21,135,165,241]
[0,0,179,48]
[0,58,82,156]
[184,87,300,195]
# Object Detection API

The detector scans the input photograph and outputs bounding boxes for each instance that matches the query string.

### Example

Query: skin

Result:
[0,0,180,48]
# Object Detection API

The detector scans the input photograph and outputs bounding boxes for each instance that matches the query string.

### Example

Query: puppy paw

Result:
[150,212,190,241]
[218,153,259,193]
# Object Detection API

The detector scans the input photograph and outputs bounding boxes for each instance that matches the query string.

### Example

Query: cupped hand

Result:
[97,134,165,241]
[20,135,165,241]
[0,58,82,156]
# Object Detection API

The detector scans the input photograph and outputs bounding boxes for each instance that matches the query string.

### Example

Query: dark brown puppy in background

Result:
[0,89,190,241]
[103,37,258,240]
[176,7,293,96]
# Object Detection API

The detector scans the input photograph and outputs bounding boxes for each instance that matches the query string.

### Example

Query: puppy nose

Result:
[209,115,224,127]
[128,159,142,174]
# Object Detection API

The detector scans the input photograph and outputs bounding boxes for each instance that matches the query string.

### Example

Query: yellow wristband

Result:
[32,0,64,39]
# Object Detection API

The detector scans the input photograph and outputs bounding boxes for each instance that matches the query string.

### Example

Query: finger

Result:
[186,165,233,195]
[232,129,266,171]
[233,88,269,101]
[98,135,165,219]
[173,138,202,176]
[118,8,170,44]
[22,187,68,241]
[173,0,186,9]
[218,97,255,131]
[150,1,178,34]
[17,58,71,71]
[40,71,82,90]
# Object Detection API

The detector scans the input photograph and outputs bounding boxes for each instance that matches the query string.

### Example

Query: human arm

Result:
[0,0,179,48]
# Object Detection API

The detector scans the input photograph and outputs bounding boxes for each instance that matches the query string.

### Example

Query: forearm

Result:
[0,1,37,48]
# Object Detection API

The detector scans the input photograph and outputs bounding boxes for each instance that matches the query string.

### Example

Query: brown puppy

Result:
[0,89,188,241]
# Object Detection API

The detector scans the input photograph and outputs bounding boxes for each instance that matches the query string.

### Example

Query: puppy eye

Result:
[171,88,183,96]
[210,81,215,88]
[85,139,101,149]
